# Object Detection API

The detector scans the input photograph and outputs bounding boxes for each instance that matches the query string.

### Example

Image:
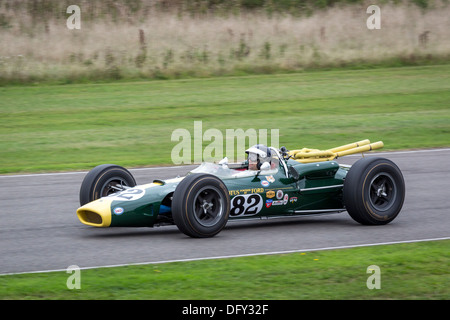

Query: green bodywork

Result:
[106,159,349,227]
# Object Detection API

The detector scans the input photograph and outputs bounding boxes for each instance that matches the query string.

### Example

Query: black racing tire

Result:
[172,173,230,238]
[79,164,136,206]
[343,157,405,225]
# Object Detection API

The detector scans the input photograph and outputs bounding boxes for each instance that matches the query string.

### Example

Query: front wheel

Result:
[172,173,230,238]
[343,157,405,225]
[79,164,136,206]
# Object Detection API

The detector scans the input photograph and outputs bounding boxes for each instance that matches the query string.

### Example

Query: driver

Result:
[245,144,272,170]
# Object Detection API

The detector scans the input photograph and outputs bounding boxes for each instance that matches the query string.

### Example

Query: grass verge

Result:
[0,240,448,300]
[1,64,450,174]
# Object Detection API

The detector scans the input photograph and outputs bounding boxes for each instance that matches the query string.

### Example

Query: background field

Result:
[1,64,449,174]
[0,0,449,84]
[1,240,448,299]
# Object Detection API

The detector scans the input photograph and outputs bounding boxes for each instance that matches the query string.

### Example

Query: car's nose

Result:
[77,198,113,227]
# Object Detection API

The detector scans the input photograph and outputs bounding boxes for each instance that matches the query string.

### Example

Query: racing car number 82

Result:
[230,193,263,216]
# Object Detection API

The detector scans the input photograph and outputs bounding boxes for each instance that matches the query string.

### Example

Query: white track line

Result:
[1,148,450,179]
[0,165,195,178]
[1,237,448,276]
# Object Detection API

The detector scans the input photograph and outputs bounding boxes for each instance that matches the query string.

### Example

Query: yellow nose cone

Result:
[76,198,113,227]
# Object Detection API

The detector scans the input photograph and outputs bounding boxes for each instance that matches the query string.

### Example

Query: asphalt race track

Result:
[1,149,449,275]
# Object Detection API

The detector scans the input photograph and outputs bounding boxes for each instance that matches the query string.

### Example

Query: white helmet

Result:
[246,145,269,158]
[246,144,271,169]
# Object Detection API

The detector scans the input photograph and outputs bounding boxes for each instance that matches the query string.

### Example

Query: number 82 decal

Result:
[230,193,263,217]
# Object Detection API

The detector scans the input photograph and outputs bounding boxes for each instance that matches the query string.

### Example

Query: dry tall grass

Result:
[0,1,449,83]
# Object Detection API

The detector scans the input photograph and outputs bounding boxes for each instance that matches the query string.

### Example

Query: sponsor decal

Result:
[283,194,289,205]
[272,200,285,206]
[289,197,298,203]
[229,190,241,196]
[261,180,270,187]
[230,188,264,196]
[276,190,284,200]
[113,207,124,215]
[266,190,275,198]
[266,175,275,183]
[265,199,273,208]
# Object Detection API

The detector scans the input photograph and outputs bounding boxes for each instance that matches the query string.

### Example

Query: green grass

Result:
[1,240,448,300]
[1,64,450,174]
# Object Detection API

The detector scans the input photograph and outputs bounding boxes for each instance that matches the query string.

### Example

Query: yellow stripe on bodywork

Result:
[76,198,113,227]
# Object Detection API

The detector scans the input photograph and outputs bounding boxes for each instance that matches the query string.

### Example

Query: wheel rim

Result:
[100,177,130,197]
[192,186,224,227]
[369,173,397,212]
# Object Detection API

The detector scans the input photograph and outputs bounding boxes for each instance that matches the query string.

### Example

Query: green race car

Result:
[76,143,405,238]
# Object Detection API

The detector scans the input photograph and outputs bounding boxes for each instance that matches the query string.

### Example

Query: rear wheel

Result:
[79,164,136,206]
[343,157,405,225]
[172,173,230,238]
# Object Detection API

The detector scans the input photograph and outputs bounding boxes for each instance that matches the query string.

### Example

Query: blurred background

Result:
[0,0,449,85]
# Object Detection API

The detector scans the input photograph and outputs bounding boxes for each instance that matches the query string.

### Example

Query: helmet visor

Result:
[248,153,258,161]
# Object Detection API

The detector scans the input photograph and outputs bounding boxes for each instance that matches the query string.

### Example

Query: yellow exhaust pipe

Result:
[335,141,384,157]
[288,140,384,164]
[329,139,370,153]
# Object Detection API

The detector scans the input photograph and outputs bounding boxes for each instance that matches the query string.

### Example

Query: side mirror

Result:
[288,166,300,180]
[260,162,271,171]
